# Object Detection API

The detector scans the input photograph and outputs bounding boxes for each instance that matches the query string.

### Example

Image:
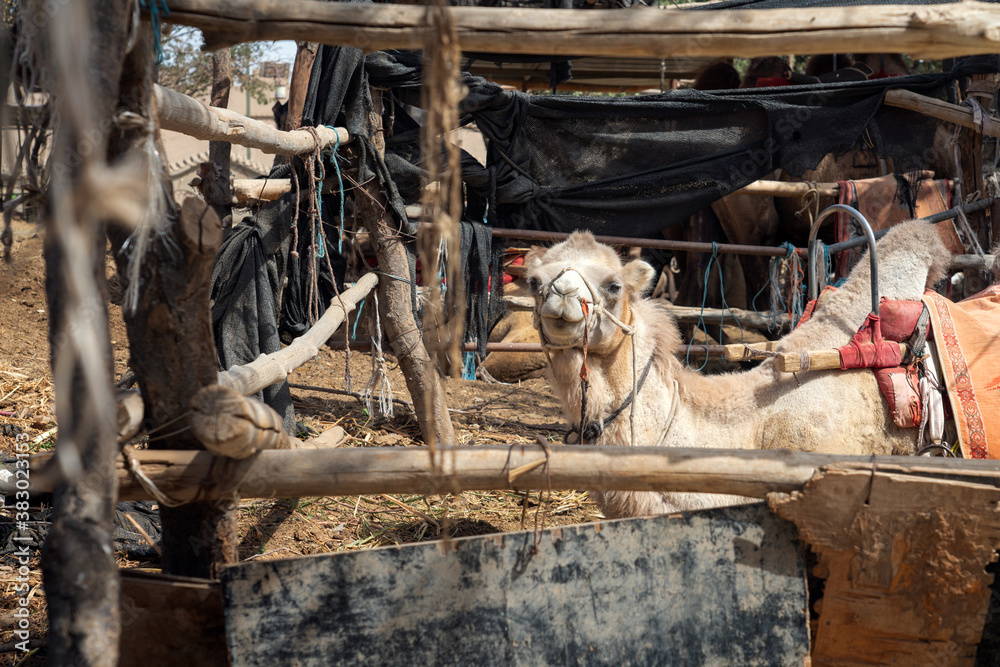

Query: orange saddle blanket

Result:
[923,285,1000,459]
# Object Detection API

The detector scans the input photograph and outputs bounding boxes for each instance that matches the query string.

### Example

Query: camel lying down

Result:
[526,221,954,518]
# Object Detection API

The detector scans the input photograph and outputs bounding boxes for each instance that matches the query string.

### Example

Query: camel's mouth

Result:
[537,310,594,348]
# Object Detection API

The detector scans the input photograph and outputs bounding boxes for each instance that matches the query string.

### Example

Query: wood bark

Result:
[204,50,233,231]
[22,445,1000,503]
[154,84,349,155]
[771,469,1000,664]
[189,385,298,458]
[285,42,318,132]
[356,87,457,448]
[161,0,1000,59]
[110,190,234,578]
[39,1,132,664]
[217,272,378,395]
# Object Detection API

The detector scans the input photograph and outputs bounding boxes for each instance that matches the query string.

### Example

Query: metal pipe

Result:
[488,227,807,258]
[325,340,731,356]
[825,197,995,256]
[809,204,880,315]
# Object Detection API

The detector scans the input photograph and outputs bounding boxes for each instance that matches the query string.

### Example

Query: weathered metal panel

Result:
[222,503,808,666]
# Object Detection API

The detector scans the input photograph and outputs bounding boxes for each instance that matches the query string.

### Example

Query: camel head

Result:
[526,231,656,351]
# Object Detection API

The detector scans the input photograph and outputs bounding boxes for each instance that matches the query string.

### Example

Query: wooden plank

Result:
[220,504,808,666]
[119,571,228,667]
[162,1,1000,59]
[770,470,1000,665]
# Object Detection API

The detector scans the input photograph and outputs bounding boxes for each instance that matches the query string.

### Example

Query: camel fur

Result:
[526,221,950,519]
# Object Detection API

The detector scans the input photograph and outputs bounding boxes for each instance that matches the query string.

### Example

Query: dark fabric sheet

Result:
[211,194,296,432]
[369,53,997,239]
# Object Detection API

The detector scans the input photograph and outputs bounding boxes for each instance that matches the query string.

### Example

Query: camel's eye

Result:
[527,277,540,294]
[605,281,622,296]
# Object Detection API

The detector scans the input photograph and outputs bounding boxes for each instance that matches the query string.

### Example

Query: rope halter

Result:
[532,265,636,353]
[532,265,643,446]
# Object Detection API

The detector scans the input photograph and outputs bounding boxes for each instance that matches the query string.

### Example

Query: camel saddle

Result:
[800,286,1000,458]
[799,290,928,429]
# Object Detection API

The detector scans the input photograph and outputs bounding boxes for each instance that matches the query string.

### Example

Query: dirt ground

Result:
[0,218,601,665]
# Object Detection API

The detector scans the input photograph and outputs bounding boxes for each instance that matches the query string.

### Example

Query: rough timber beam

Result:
[160,0,1000,59]
[16,446,1000,502]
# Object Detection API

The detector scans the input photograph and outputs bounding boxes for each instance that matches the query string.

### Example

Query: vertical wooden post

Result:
[356,87,457,449]
[203,50,234,231]
[38,1,131,664]
[110,32,234,579]
[957,72,998,291]
[285,42,318,132]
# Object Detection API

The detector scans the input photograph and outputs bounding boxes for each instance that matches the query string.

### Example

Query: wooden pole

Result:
[356,87,457,448]
[285,42,318,131]
[955,74,997,295]
[775,342,908,373]
[238,177,840,205]
[218,272,378,395]
[20,446,1000,503]
[884,88,1000,140]
[160,0,1000,60]
[153,84,350,156]
[189,384,299,458]
[203,50,234,232]
[110,186,234,579]
[38,1,129,662]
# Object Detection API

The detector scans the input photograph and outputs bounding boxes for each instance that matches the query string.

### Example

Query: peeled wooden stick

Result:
[154,84,350,155]
[722,342,779,363]
[776,342,908,372]
[218,272,378,395]
[189,384,298,459]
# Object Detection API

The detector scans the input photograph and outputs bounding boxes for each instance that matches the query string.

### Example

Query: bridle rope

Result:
[533,266,645,446]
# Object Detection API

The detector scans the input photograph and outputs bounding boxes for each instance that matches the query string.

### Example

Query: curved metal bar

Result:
[808,204,880,315]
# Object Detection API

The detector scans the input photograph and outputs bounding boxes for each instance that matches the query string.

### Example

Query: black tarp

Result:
[368,53,998,239]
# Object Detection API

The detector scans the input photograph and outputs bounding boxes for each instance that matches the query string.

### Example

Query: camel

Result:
[526,221,951,518]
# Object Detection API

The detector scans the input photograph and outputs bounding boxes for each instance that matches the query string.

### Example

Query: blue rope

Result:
[326,128,347,253]
[685,243,742,371]
[352,298,365,339]
[141,0,170,64]
[462,351,477,381]
[314,156,326,259]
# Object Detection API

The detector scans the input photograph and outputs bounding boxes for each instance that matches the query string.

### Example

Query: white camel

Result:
[526,221,951,518]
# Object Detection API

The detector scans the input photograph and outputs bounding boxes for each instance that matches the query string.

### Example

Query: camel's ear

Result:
[622,259,656,297]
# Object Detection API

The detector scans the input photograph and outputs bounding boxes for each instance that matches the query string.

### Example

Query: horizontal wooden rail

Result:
[884,88,1000,139]
[161,0,1000,59]
[15,446,1000,502]
[154,84,350,155]
[239,178,839,205]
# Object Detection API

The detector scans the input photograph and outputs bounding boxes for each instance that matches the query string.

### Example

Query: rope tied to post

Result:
[686,242,742,371]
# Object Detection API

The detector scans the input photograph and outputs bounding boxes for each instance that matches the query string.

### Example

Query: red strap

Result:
[755,77,792,87]
[838,313,903,370]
